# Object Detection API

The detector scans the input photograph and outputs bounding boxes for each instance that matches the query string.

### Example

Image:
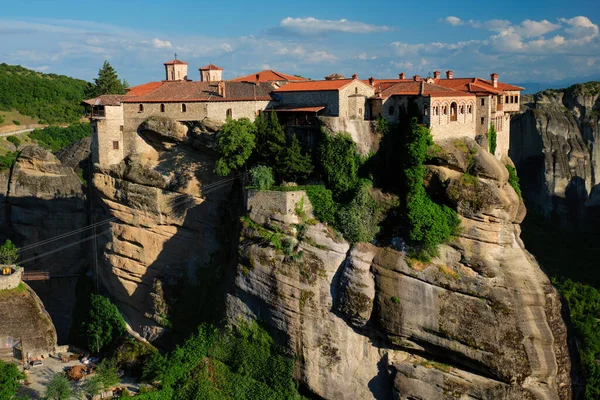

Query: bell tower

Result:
[164,55,188,81]
[199,64,223,82]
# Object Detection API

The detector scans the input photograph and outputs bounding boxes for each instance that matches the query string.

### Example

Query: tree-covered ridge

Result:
[0,63,93,124]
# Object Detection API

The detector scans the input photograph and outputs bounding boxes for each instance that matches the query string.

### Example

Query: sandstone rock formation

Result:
[510,84,600,225]
[227,139,571,399]
[0,144,89,342]
[92,124,239,340]
[0,283,57,358]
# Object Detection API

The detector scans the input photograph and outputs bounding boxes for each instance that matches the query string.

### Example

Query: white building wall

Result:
[92,105,125,166]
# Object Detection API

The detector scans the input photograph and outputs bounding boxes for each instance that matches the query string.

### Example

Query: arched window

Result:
[226,108,232,118]
[160,104,165,112]
[388,106,394,116]
[423,105,428,116]
[355,87,358,94]
[442,106,447,115]
[181,104,187,112]
[138,104,144,113]
[467,105,472,114]
[450,102,457,121]
[459,105,464,114]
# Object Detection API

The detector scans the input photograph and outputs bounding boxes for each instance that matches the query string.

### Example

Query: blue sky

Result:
[1,0,599,87]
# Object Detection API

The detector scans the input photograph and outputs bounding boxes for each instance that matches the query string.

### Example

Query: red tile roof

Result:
[164,59,188,65]
[230,70,307,83]
[376,81,472,98]
[82,95,127,107]
[121,80,274,103]
[199,64,223,71]
[433,78,523,95]
[126,82,164,97]
[274,78,369,92]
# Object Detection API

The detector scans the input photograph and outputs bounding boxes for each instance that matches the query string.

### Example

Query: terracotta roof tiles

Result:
[230,70,307,83]
[199,64,223,71]
[164,59,188,65]
[274,78,370,92]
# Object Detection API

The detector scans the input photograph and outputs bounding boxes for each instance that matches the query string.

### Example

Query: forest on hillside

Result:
[0,64,93,124]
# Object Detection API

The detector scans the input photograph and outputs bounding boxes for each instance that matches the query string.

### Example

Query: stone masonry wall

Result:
[338,80,375,119]
[0,266,21,291]
[92,105,124,165]
[277,91,340,116]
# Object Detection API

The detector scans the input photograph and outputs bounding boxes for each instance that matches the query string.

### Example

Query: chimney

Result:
[490,73,499,88]
[368,77,375,86]
[433,70,441,79]
[413,75,420,81]
[352,73,358,80]
[419,81,425,95]
[256,73,260,82]
[446,70,454,79]
[399,72,405,79]
[217,81,226,97]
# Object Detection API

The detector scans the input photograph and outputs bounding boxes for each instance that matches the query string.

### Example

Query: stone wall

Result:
[0,266,21,291]
[476,95,492,136]
[338,80,375,119]
[91,105,124,165]
[277,90,340,116]
[429,96,477,141]
[247,189,312,225]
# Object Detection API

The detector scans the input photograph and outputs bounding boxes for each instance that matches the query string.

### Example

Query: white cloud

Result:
[560,16,599,40]
[279,17,391,35]
[516,19,561,37]
[151,38,172,48]
[443,16,463,26]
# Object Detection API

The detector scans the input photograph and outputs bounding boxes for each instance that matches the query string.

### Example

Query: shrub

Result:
[304,186,337,225]
[12,120,20,126]
[488,124,497,155]
[45,373,73,400]
[335,180,380,243]
[0,359,24,399]
[215,118,256,176]
[556,279,600,399]
[250,165,274,190]
[6,135,20,147]
[0,115,4,124]
[318,130,361,199]
[391,296,400,304]
[506,165,522,198]
[375,116,390,136]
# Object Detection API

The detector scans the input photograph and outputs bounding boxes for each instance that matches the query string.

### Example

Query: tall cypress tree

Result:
[93,61,128,96]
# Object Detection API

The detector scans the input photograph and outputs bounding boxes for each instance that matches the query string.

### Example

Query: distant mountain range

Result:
[515,73,600,94]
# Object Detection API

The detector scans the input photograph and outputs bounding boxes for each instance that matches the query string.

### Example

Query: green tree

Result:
[215,118,256,176]
[488,124,497,155]
[277,136,313,182]
[0,360,24,399]
[253,112,286,165]
[318,130,361,199]
[0,239,19,265]
[250,165,274,190]
[93,61,128,96]
[335,180,380,243]
[85,359,120,395]
[403,119,460,258]
[83,295,126,353]
[45,373,73,400]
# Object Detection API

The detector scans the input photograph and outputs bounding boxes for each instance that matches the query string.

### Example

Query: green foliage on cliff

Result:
[404,119,460,257]
[0,239,19,265]
[140,322,304,400]
[45,373,73,400]
[0,63,92,124]
[0,151,18,170]
[83,295,127,354]
[216,118,256,176]
[304,186,337,226]
[278,135,313,182]
[555,279,600,400]
[336,180,380,243]
[0,359,24,399]
[488,124,497,155]
[506,165,522,198]
[318,130,362,199]
[6,136,20,147]
[28,122,90,152]
[250,165,274,190]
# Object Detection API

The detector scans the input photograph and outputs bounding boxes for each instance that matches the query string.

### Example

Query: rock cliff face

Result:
[0,144,88,342]
[92,119,239,340]
[0,283,58,358]
[227,139,571,399]
[510,83,600,225]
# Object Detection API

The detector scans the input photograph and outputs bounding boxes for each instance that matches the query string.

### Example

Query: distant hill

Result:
[0,64,93,124]
[515,73,600,94]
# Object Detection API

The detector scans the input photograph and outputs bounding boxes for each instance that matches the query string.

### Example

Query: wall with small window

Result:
[91,104,125,165]
[428,95,477,140]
